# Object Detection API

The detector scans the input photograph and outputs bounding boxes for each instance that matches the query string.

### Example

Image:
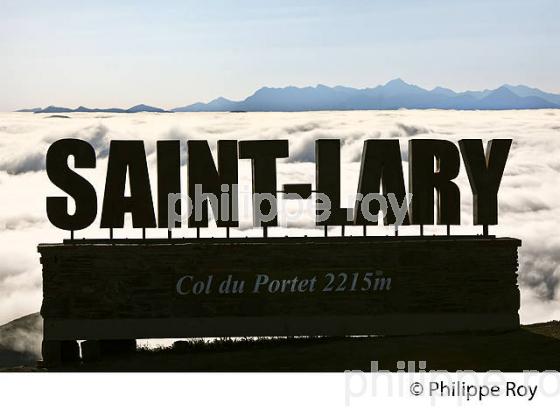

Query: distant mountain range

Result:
[174,79,560,111]
[18,104,168,114]
[18,79,560,113]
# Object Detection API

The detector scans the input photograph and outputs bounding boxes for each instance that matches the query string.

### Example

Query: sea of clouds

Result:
[0,109,559,341]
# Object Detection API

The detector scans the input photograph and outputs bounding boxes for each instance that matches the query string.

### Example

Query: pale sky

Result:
[1,0,559,111]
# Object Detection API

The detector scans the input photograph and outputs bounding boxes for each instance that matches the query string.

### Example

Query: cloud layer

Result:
[0,110,559,329]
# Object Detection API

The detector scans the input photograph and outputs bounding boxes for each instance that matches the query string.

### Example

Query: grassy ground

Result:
[48,321,560,372]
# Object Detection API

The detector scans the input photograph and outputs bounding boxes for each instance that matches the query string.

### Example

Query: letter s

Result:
[46,139,97,231]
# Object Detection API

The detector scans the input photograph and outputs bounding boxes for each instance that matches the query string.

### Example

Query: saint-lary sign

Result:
[45,138,512,231]
[39,137,521,364]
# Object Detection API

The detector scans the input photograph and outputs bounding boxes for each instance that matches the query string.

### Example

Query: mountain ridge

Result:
[173,79,560,112]
[17,79,560,113]
[18,104,169,114]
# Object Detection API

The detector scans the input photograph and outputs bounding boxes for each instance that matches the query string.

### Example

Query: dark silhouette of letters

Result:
[157,140,181,228]
[100,141,156,228]
[44,137,512,232]
[187,140,238,227]
[315,139,352,225]
[409,139,461,225]
[46,139,97,231]
[239,140,289,227]
[354,140,409,225]
[459,139,512,225]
